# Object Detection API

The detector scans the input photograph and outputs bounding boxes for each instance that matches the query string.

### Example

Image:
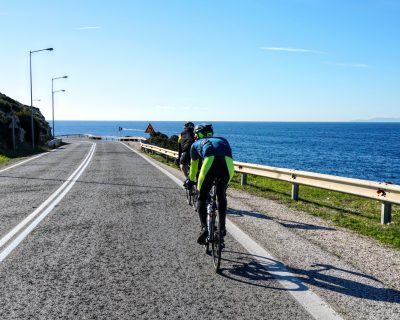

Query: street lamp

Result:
[30,47,53,149]
[51,89,66,137]
[51,75,68,138]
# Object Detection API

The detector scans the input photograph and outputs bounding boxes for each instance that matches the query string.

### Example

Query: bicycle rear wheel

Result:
[191,186,198,211]
[211,212,222,272]
[185,187,192,205]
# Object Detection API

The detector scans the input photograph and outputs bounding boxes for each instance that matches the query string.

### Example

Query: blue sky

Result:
[1,0,399,121]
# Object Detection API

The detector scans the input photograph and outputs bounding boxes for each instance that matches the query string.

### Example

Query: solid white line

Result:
[0,152,49,173]
[0,143,95,249]
[227,220,343,320]
[0,143,96,262]
[120,142,184,188]
[121,141,344,320]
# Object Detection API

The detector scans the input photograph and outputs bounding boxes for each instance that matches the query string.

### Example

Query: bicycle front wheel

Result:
[211,212,222,272]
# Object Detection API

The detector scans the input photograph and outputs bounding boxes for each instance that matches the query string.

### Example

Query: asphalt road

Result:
[0,140,398,319]
[0,141,314,320]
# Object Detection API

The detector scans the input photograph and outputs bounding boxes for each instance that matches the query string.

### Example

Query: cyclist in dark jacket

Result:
[185,124,234,245]
[176,121,195,180]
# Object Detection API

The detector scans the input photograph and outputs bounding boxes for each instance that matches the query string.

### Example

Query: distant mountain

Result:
[354,117,400,122]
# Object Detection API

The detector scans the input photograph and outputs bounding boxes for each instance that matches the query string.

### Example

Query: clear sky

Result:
[1,0,399,121]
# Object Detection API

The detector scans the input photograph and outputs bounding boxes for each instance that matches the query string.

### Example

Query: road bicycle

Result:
[204,180,223,273]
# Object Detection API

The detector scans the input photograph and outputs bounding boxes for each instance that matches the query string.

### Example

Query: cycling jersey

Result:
[178,128,195,165]
[189,137,234,232]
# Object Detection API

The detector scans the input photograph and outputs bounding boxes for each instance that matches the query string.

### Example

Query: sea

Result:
[55,121,400,185]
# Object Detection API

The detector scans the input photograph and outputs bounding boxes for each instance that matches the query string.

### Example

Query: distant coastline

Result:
[355,117,400,122]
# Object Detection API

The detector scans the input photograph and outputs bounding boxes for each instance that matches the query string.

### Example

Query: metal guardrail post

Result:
[241,173,248,186]
[292,183,299,201]
[381,202,392,224]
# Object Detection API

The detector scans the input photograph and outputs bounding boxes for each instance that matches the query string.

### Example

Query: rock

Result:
[0,92,51,150]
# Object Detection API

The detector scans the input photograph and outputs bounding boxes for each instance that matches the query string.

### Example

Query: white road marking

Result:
[227,220,343,320]
[121,141,344,320]
[0,143,96,263]
[121,142,184,188]
[0,152,49,173]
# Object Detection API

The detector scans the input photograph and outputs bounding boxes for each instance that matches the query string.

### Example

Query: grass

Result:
[142,149,400,249]
[0,154,10,165]
[230,174,400,249]
[0,146,48,165]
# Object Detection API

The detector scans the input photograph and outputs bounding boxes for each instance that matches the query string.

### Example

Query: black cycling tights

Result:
[196,157,230,230]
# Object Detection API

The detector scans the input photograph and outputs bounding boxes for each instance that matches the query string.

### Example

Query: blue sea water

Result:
[55,121,400,185]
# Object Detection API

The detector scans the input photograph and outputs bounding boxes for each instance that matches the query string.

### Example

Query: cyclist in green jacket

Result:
[185,124,234,244]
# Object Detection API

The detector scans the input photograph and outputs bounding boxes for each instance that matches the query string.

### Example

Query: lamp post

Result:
[51,89,66,138]
[51,76,68,138]
[30,47,53,149]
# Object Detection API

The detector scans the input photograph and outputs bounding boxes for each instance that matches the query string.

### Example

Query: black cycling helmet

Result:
[184,121,195,129]
[194,124,213,139]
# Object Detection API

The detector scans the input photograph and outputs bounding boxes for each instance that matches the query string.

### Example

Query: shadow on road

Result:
[219,250,400,303]
[228,208,336,231]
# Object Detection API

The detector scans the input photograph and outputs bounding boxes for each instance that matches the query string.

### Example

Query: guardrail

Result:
[140,142,400,224]
[140,143,179,159]
[55,134,89,138]
[55,134,146,141]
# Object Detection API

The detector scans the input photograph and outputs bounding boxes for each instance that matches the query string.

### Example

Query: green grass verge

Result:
[0,154,11,165]
[230,174,400,249]
[0,147,49,166]
[144,150,400,249]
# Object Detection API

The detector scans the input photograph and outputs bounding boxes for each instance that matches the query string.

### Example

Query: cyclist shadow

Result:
[219,251,400,303]
[227,208,336,231]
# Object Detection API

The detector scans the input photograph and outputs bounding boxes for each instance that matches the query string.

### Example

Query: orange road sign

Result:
[145,123,155,134]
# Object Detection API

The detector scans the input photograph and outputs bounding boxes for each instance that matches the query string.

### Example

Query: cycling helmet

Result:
[184,121,195,129]
[194,124,213,139]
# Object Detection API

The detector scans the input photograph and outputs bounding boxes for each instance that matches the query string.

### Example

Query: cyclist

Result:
[176,121,195,181]
[185,124,234,245]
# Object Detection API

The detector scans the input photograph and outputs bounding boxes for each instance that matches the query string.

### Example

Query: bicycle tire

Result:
[185,187,191,205]
[211,212,222,272]
[191,186,198,211]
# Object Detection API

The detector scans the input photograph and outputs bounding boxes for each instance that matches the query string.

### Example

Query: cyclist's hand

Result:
[184,179,195,189]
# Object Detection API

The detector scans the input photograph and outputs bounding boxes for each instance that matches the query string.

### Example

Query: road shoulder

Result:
[126,142,400,292]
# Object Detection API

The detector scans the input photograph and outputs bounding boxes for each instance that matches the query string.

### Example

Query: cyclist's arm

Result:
[189,159,199,181]
[189,143,199,181]
[177,134,182,160]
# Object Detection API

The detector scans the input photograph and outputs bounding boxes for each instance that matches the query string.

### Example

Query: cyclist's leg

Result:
[196,157,215,242]
[180,152,190,179]
[215,156,235,233]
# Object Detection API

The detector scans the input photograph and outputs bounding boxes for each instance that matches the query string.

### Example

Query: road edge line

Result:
[121,141,344,320]
[0,152,49,173]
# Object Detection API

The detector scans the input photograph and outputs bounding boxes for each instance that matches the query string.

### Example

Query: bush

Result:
[146,131,179,151]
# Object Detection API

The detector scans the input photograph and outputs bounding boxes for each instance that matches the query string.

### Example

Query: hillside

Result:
[0,92,51,150]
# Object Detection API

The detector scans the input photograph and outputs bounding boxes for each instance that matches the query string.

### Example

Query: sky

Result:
[1,0,399,122]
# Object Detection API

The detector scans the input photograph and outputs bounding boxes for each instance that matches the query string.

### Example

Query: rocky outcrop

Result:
[0,92,51,150]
